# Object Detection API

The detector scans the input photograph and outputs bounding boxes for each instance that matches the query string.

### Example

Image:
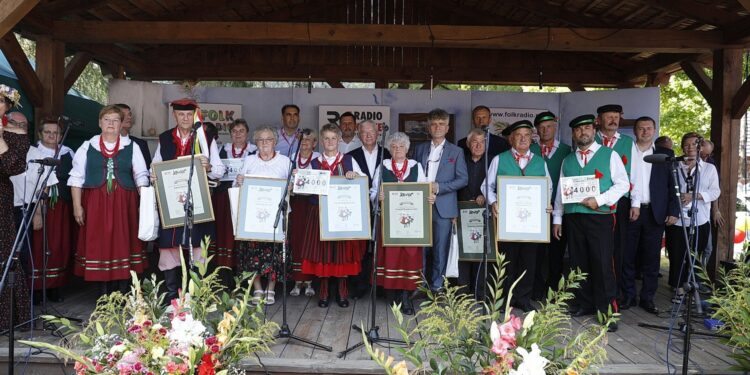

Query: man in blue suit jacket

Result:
[414,109,468,292]
[621,116,679,314]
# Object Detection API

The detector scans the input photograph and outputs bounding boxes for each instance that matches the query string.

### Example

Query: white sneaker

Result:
[251,289,265,305]
[290,282,301,296]
[304,282,316,297]
[266,290,276,305]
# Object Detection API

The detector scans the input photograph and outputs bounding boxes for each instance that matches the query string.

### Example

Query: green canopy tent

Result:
[0,52,101,149]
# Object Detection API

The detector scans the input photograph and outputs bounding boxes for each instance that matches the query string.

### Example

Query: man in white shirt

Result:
[552,114,629,332]
[276,104,300,157]
[621,117,679,314]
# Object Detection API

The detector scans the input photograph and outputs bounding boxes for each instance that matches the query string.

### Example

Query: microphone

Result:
[58,115,84,127]
[643,154,693,164]
[381,125,390,132]
[29,157,61,166]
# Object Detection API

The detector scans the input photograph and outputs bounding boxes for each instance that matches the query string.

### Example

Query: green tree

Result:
[659,72,711,154]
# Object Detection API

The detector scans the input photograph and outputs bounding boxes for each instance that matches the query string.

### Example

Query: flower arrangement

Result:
[364,250,616,374]
[21,237,278,375]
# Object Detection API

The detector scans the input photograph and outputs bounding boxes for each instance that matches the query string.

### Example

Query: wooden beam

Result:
[35,35,65,122]
[0,0,40,38]
[511,0,610,28]
[645,72,670,87]
[50,21,729,53]
[567,83,586,91]
[710,48,743,276]
[624,53,701,81]
[680,60,713,105]
[0,32,43,107]
[645,0,740,27]
[63,51,91,93]
[738,0,750,13]
[731,77,750,119]
[129,63,625,86]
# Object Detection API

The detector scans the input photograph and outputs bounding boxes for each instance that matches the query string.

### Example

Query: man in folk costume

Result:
[529,111,572,298]
[482,120,552,312]
[553,114,629,332]
[151,98,226,302]
[593,104,634,306]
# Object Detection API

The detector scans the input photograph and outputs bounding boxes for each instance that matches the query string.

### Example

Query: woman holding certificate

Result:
[212,119,256,269]
[371,132,432,316]
[301,124,366,308]
[235,126,291,305]
[68,105,150,291]
[289,128,320,297]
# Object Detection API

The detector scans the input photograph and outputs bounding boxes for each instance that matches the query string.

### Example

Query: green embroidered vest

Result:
[82,142,136,190]
[561,147,615,215]
[530,142,571,201]
[495,150,546,177]
[595,133,633,198]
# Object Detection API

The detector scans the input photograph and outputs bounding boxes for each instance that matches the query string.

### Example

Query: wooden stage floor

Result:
[0,271,740,375]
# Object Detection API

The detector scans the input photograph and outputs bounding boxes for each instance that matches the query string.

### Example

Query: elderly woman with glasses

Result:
[68,105,150,294]
[289,128,320,297]
[370,132,433,315]
[235,126,292,305]
[211,119,257,270]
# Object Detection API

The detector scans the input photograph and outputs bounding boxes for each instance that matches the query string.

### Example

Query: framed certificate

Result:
[236,176,286,242]
[319,176,371,240]
[496,176,550,243]
[457,201,498,262]
[382,182,432,247]
[153,157,215,229]
[220,158,244,182]
[293,168,331,195]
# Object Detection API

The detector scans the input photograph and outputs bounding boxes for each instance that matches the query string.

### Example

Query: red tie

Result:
[541,142,553,158]
[513,151,530,165]
[603,136,614,148]
[578,149,591,166]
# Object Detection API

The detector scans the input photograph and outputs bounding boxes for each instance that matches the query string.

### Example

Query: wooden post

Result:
[35,36,66,129]
[710,48,742,275]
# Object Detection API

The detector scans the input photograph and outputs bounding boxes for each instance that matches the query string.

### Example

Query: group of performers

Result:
[1,90,721,335]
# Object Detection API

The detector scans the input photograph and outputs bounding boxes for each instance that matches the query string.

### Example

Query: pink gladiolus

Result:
[127,325,142,334]
[142,320,152,328]
[499,321,516,338]
[210,344,220,353]
[165,362,178,373]
[205,336,218,346]
[509,315,522,331]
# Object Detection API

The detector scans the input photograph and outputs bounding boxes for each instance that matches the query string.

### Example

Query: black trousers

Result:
[457,260,489,300]
[613,196,630,297]
[666,222,710,289]
[565,213,617,313]
[499,241,538,308]
[535,222,567,299]
[622,205,665,303]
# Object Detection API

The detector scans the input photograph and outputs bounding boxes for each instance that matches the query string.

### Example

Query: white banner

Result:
[489,107,548,138]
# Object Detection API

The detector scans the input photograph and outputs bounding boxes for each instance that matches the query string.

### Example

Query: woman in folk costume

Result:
[29,117,76,302]
[289,128,320,297]
[301,124,366,308]
[151,98,226,303]
[234,126,292,305]
[0,84,32,331]
[210,119,256,269]
[370,132,433,316]
[69,105,150,293]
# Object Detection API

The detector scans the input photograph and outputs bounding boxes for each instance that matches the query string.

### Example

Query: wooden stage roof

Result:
[5,0,750,88]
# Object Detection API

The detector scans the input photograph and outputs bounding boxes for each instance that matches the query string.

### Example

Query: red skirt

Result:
[210,189,235,268]
[376,242,422,291]
[31,200,75,289]
[289,196,313,281]
[300,204,365,278]
[74,184,147,281]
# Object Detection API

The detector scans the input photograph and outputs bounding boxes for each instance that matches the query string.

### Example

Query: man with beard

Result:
[553,114,629,332]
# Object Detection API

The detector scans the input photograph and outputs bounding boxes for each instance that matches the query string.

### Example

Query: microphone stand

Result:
[339,125,406,358]
[180,123,202,268]
[273,130,331,351]
[637,148,713,375]
[0,118,74,374]
[480,126,492,307]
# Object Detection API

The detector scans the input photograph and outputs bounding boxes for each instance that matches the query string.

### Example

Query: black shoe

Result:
[410,289,427,300]
[570,308,595,317]
[617,296,636,311]
[318,298,329,308]
[607,321,618,332]
[336,296,349,308]
[639,300,659,315]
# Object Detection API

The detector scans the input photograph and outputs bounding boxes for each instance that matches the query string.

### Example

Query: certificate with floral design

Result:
[319,176,371,240]
[382,182,432,247]
[496,176,550,243]
[457,201,498,262]
[235,176,286,242]
[153,157,214,229]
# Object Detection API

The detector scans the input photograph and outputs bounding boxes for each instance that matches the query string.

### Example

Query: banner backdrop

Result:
[489,107,549,137]
[317,105,390,133]
[167,103,243,143]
